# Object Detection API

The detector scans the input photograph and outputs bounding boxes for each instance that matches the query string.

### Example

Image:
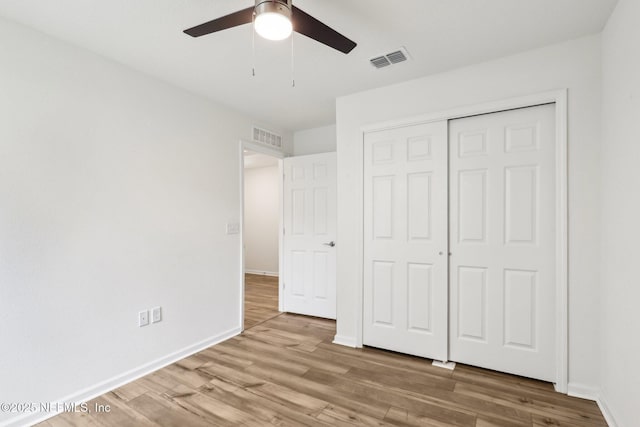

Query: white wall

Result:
[244,165,280,275]
[0,17,280,426]
[293,124,337,155]
[600,0,640,424]
[336,35,602,391]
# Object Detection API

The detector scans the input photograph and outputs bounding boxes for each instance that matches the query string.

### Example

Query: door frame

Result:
[355,89,569,393]
[239,139,287,332]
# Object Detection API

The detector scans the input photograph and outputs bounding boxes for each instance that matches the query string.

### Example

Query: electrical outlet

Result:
[151,306,162,323]
[138,310,149,327]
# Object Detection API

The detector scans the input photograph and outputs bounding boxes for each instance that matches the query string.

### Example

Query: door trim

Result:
[354,89,568,393]
[239,140,287,332]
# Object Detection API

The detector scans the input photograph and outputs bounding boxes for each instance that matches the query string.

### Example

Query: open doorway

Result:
[241,143,284,330]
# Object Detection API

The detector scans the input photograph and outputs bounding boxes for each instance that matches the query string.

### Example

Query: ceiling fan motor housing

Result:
[255,0,292,20]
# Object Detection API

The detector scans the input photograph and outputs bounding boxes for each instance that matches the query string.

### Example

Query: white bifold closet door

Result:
[363,121,449,361]
[362,104,557,383]
[449,104,556,382]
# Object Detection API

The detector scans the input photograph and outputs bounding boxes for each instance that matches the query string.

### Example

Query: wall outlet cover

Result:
[138,310,149,327]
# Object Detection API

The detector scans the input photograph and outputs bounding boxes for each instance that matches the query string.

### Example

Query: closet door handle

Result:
[323,241,336,247]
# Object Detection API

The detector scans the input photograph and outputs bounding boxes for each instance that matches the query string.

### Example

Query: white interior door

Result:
[363,121,448,361]
[449,104,556,381]
[283,153,337,319]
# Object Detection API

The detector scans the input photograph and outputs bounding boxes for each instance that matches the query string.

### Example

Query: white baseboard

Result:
[1,327,241,427]
[596,392,618,427]
[567,383,618,427]
[244,269,279,277]
[567,382,600,401]
[332,334,358,348]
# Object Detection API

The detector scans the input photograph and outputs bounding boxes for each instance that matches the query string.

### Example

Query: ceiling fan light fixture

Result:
[254,0,292,41]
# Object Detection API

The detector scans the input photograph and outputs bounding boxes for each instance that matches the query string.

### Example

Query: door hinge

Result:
[283,282,286,289]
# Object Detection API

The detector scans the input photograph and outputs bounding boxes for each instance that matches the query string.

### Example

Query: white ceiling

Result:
[0,0,617,132]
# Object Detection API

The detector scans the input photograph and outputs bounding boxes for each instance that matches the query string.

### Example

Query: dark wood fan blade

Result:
[292,6,356,54]
[184,7,254,37]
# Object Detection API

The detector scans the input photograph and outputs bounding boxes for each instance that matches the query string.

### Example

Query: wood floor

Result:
[39,274,606,427]
[243,273,280,329]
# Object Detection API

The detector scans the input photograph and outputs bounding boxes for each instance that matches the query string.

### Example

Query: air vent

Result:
[370,47,411,69]
[386,50,407,64]
[370,56,391,68]
[252,126,283,149]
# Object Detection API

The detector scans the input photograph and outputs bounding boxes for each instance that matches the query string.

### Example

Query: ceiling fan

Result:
[184,0,357,54]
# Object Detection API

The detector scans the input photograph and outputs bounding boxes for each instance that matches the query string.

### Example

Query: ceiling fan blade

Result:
[291,6,357,54]
[184,7,254,37]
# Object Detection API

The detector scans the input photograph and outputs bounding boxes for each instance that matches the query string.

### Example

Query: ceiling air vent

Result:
[370,47,411,69]
[252,126,282,149]
[370,56,391,68]
[387,50,407,64]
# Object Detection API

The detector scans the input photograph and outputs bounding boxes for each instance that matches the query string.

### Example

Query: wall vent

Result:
[252,126,282,149]
[370,47,411,69]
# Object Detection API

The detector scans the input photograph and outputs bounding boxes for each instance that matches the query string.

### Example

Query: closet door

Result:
[449,104,556,381]
[363,121,448,361]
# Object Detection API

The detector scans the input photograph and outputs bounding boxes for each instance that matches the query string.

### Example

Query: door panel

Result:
[457,266,487,342]
[449,104,556,381]
[283,153,336,319]
[458,169,488,243]
[407,263,433,332]
[363,121,448,361]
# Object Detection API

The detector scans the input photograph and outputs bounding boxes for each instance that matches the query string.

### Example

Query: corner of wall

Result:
[553,383,621,426]
[596,391,619,427]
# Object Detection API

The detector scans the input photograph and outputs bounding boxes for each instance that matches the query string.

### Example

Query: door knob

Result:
[323,241,336,247]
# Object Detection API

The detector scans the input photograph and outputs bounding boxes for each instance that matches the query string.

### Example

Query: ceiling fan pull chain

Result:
[252,11,256,77]
[291,31,295,87]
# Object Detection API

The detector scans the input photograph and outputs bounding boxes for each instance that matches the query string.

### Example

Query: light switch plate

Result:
[151,306,162,323]
[226,223,240,234]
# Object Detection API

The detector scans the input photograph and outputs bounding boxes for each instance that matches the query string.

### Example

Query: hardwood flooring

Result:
[243,273,280,329]
[39,274,606,426]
